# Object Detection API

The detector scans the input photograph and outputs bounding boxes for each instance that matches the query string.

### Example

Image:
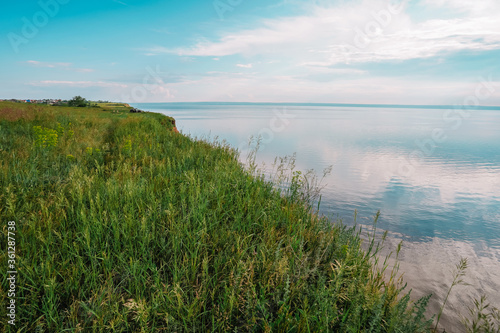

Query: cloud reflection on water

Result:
[142,103,500,243]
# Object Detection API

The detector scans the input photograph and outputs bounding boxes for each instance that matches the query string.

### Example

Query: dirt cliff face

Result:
[170,119,179,133]
[158,116,177,132]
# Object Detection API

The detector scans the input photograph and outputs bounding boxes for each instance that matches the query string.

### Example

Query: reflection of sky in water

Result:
[136,103,500,248]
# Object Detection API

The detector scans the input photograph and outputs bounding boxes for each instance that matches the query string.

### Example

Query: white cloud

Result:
[25,60,95,73]
[145,0,500,65]
[327,16,500,65]
[132,0,500,103]
[298,64,367,75]
[162,73,500,105]
[26,60,71,68]
[74,68,95,73]
[422,0,500,16]
[30,81,127,88]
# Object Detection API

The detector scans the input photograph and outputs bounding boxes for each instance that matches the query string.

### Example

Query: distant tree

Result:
[68,96,88,107]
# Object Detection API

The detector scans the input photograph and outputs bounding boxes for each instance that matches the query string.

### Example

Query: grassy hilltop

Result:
[95,102,131,111]
[0,102,433,332]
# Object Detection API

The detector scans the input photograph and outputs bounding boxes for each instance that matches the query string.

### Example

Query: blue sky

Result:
[1,0,499,104]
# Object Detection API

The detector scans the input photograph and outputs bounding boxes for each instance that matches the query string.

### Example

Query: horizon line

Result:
[130,101,500,110]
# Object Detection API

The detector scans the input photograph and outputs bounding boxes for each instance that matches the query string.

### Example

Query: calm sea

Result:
[134,102,500,330]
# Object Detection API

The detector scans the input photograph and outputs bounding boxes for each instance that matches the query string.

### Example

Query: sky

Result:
[1,0,500,105]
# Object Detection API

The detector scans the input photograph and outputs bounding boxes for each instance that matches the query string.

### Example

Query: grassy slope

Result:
[0,102,432,332]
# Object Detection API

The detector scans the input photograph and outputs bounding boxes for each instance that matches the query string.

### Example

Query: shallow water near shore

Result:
[359,225,500,332]
[135,102,500,331]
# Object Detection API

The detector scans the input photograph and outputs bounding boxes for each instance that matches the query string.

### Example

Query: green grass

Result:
[95,102,131,111]
[0,101,436,332]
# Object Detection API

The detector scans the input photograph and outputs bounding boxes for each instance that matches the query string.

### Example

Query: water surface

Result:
[135,102,500,330]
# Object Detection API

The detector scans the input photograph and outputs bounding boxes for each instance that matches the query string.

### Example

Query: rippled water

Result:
[135,102,500,331]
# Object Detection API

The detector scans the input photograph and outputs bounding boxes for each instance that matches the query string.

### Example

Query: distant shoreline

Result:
[131,101,500,111]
